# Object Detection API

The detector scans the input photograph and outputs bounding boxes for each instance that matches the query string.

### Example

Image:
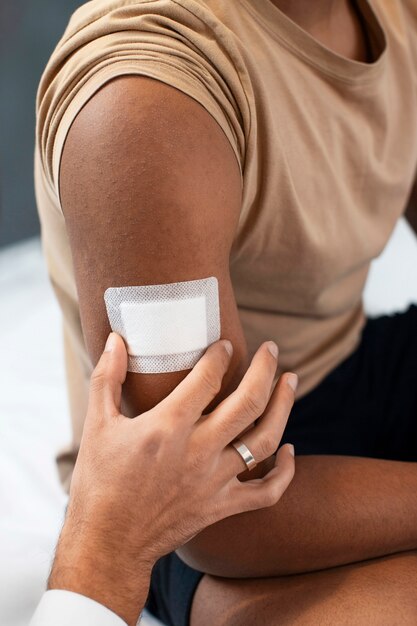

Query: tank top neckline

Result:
[240,0,387,85]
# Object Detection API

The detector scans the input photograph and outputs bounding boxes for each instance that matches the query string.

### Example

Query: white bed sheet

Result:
[0,219,416,626]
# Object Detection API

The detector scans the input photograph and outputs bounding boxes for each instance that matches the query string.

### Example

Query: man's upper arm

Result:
[59,75,248,416]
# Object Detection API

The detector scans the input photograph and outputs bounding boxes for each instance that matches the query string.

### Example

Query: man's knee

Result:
[190,552,417,626]
[190,573,280,626]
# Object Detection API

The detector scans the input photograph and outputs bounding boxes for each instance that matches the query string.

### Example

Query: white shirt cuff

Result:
[30,590,128,626]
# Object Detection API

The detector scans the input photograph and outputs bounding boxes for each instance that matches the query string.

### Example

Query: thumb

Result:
[88,332,128,420]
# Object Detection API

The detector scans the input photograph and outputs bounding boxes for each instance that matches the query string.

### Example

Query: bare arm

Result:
[178,455,417,577]
[60,75,417,579]
[60,75,249,416]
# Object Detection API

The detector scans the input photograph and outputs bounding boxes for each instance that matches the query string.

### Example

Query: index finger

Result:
[200,341,279,447]
[158,339,233,421]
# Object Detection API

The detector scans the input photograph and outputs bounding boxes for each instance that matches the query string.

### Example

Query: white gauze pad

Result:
[104,277,220,373]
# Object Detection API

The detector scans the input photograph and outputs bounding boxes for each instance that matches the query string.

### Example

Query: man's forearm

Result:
[49,522,154,626]
[177,455,417,577]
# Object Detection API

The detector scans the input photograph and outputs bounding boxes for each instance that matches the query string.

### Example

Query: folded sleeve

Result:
[30,590,129,626]
[35,0,249,213]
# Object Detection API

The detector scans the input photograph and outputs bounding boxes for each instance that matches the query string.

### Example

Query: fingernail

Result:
[286,373,298,392]
[104,332,117,352]
[288,444,295,456]
[223,340,233,357]
[267,341,278,358]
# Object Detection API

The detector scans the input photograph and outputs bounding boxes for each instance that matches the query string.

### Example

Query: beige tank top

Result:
[34,0,417,486]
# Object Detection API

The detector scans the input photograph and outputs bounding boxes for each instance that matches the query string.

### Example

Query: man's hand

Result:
[48,333,297,626]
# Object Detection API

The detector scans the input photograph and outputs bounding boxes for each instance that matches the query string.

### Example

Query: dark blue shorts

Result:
[145,303,417,626]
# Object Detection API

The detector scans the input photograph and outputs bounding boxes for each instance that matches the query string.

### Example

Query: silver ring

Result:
[231,439,257,471]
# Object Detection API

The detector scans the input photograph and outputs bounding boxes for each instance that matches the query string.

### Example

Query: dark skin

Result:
[56,0,417,621]
[271,0,372,63]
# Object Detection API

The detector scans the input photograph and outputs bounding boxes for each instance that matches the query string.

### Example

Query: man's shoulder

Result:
[62,0,230,41]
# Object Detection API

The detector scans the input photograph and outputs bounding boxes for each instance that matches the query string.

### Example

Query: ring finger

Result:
[220,372,297,478]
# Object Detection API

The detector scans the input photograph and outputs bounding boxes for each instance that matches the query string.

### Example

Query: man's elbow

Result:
[176,523,296,578]
[175,533,248,578]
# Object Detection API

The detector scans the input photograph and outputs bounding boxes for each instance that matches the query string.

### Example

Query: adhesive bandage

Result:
[104,277,220,374]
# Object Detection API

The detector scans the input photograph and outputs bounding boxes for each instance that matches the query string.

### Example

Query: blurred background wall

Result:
[0,0,81,247]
